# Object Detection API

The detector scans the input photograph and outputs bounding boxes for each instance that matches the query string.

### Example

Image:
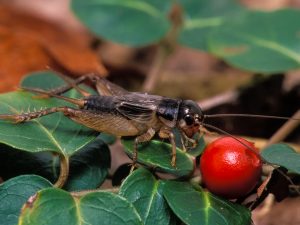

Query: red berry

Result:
[200,136,262,199]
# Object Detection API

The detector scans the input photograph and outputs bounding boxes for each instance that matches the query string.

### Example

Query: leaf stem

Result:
[54,153,69,188]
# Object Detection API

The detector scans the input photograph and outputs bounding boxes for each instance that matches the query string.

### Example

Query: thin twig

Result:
[142,3,182,93]
[142,46,169,92]
[265,110,300,147]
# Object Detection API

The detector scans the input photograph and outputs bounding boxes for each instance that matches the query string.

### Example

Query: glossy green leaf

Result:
[0,137,110,191]
[0,175,52,225]
[119,168,171,225]
[179,0,243,50]
[65,136,111,191]
[208,9,300,73]
[0,71,98,156]
[121,139,194,177]
[262,143,300,174]
[71,0,171,46]
[0,144,57,182]
[19,188,142,225]
[163,181,251,225]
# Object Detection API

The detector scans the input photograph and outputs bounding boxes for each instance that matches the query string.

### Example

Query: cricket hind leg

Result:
[34,74,92,98]
[131,128,156,172]
[39,73,129,98]
[20,87,85,108]
[0,106,79,123]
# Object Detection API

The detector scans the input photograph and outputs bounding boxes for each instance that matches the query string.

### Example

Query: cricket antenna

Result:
[204,114,300,121]
[201,123,261,155]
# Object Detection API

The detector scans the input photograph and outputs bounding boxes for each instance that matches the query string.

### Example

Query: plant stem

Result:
[142,46,169,92]
[265,110,300,147]
[142,3,182,93]
[54,153,69,188]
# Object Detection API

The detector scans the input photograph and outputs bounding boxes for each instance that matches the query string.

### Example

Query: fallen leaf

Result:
[0,5,107,93]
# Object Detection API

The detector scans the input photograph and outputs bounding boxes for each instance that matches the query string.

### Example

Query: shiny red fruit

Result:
[200,136,262,199]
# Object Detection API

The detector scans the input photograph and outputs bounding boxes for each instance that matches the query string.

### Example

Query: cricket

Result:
[0,73,298,168]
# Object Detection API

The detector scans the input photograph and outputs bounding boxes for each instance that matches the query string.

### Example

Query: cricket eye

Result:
[184,114,194,126]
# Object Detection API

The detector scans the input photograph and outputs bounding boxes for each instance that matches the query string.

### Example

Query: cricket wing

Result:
[115,93,162,123]
[96,77,129,96]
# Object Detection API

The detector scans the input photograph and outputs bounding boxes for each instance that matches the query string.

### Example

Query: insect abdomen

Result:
[84,95,116,113]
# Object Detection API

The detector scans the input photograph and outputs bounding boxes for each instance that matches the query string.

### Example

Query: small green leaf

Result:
[208,9,300,73]
[121,139,194,177]
[0,138,110,191]
[163,181,251,225]
[262,143,300,173]
[0,175,52,225]
[119,168,171,225]
[179,0,243,50]
[19,188,142,225]
[64,136,111,191]
[71,0,171,46]
[0,71,98,156]
[0,144,58,182]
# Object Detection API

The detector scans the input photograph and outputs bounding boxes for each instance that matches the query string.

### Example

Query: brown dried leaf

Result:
[0,5,107,93]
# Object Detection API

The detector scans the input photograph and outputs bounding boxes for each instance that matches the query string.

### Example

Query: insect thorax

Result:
[156,98,182,128]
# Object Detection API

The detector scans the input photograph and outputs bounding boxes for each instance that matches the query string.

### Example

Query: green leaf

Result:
[119,168,171,225]
[0,137,110,191]
[0,71,98,156]
[179,0,243,50]
[0,175,52,225]
[208,9,300,73]
[65,136,111,191]
[262,143,300,173]
[163,181,251,225]
[0,144,57,182]
[71,0,171,46]
[18,188,142,225]
[121,139,194,177]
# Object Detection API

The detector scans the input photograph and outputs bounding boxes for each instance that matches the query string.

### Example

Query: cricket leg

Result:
[31,74,92,98]
[37,73,129,97]
[0,106,79,123]
[131,128,156,172]
[181,131,197,149]
[53,74,129,96]
[20,87,85,108]
[159,128,177,167]
[52,73,91,97]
